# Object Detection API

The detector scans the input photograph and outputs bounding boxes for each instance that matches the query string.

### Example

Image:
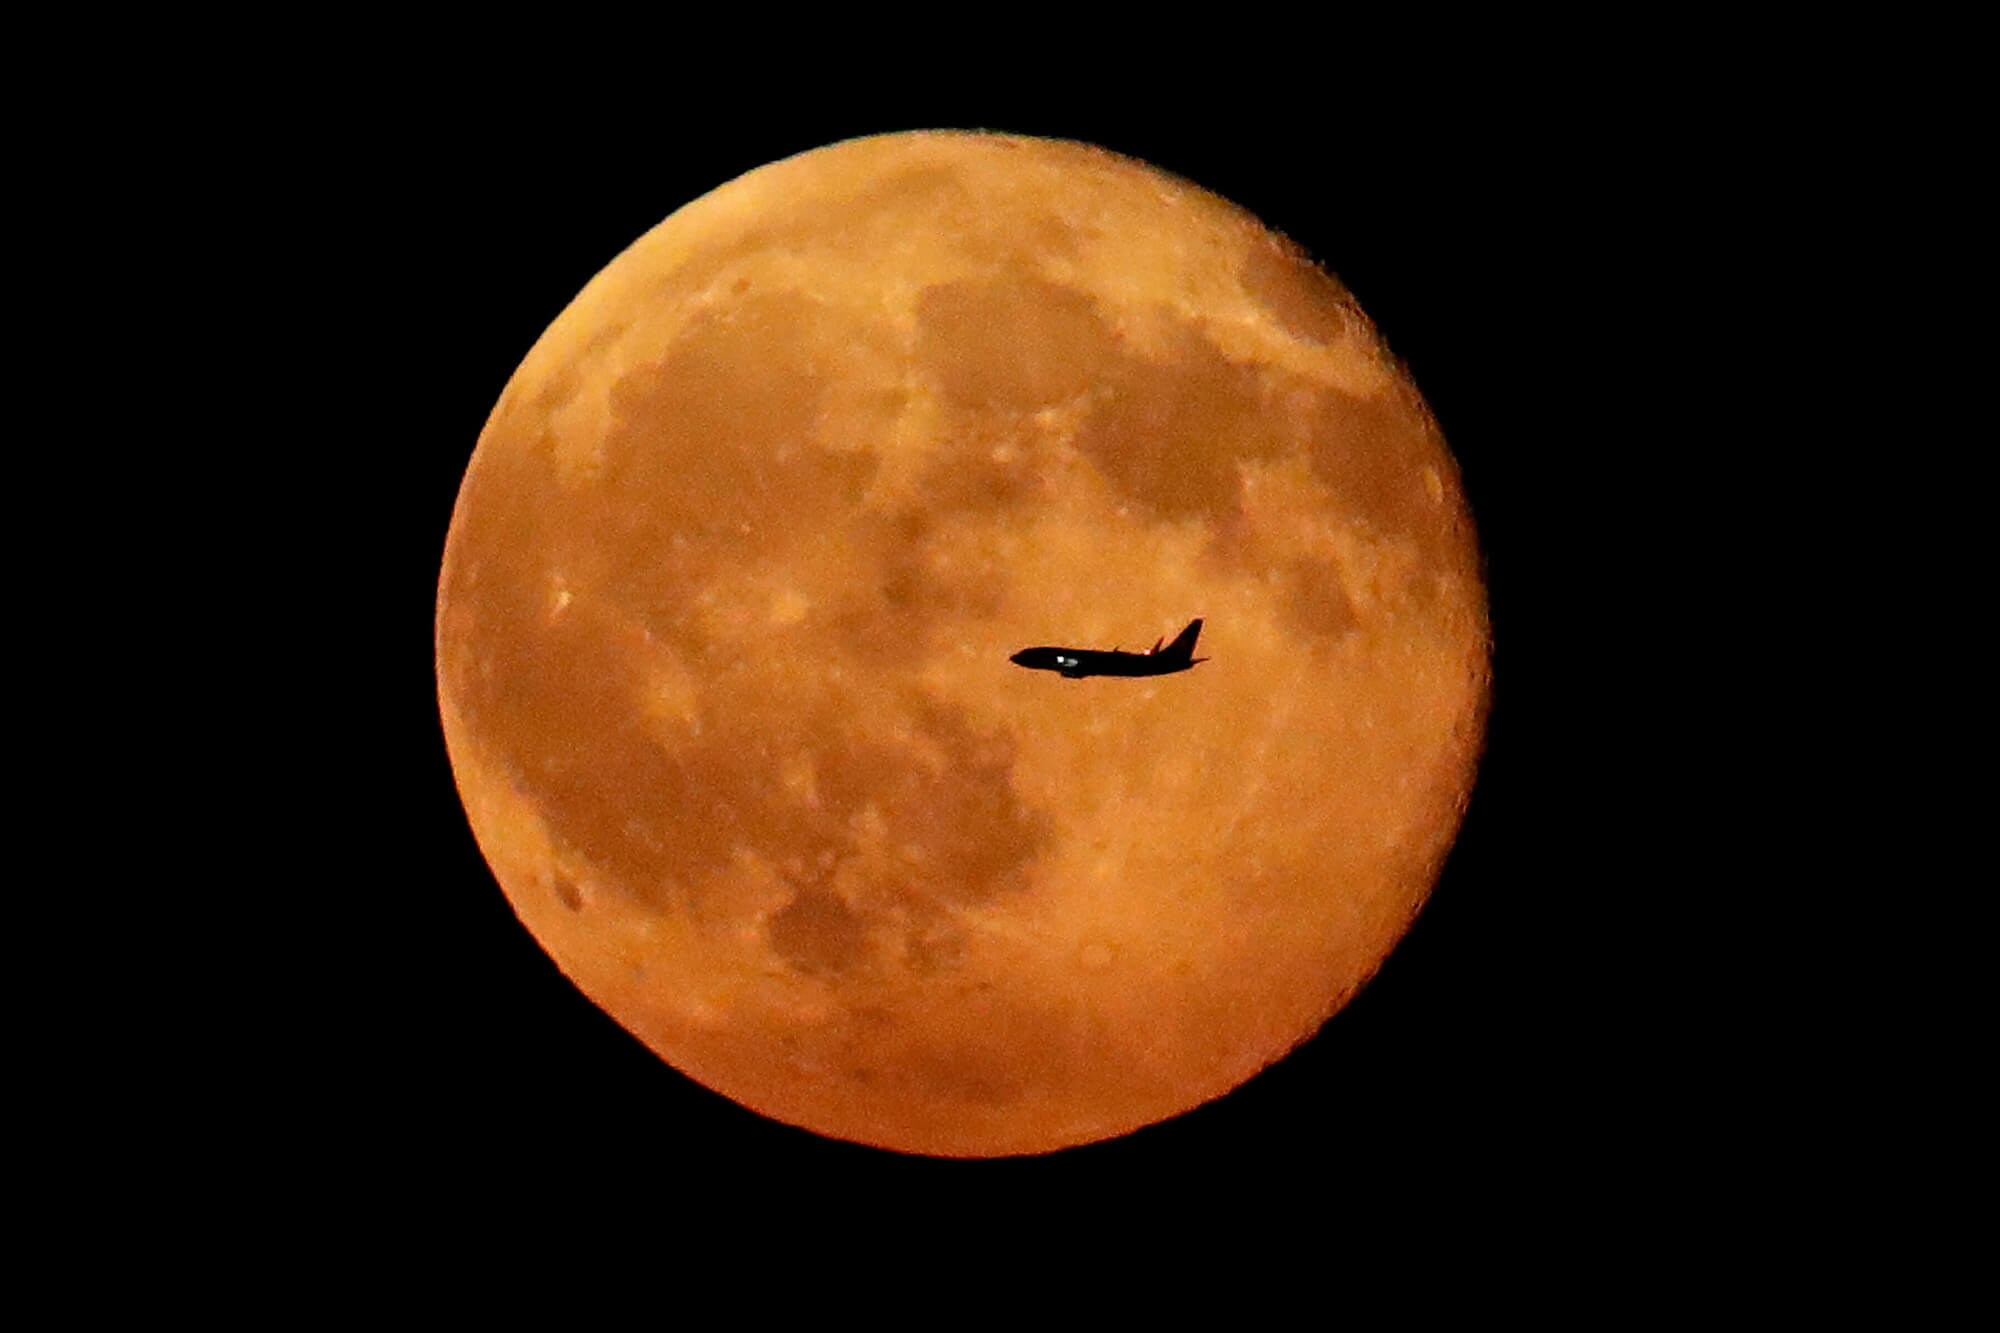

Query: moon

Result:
[435,130,1489,1157]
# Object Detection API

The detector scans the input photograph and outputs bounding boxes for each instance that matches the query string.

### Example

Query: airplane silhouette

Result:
[1010,619,1208,679]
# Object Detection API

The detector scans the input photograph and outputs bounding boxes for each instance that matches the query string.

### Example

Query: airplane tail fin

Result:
[1161,618,1204,664]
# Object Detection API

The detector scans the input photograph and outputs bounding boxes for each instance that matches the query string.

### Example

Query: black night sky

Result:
[261,92,1708,1231]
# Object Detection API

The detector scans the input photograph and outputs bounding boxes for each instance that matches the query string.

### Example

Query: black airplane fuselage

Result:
[1011,619,1207,680]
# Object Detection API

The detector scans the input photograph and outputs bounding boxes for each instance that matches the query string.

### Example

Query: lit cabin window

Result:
[1057,655,1077,667]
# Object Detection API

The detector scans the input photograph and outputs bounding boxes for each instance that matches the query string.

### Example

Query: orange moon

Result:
[435,131,1489,1157]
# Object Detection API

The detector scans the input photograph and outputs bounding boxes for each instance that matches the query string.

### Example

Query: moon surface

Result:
[435,131,1489,1157]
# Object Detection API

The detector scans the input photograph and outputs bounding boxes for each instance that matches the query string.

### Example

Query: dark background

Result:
[276,100,1695,1225]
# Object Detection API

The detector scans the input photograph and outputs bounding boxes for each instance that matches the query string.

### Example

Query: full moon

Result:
[436,131,1489,1157]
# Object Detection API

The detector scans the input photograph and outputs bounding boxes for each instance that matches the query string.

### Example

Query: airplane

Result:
[1010,618,1208,679]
